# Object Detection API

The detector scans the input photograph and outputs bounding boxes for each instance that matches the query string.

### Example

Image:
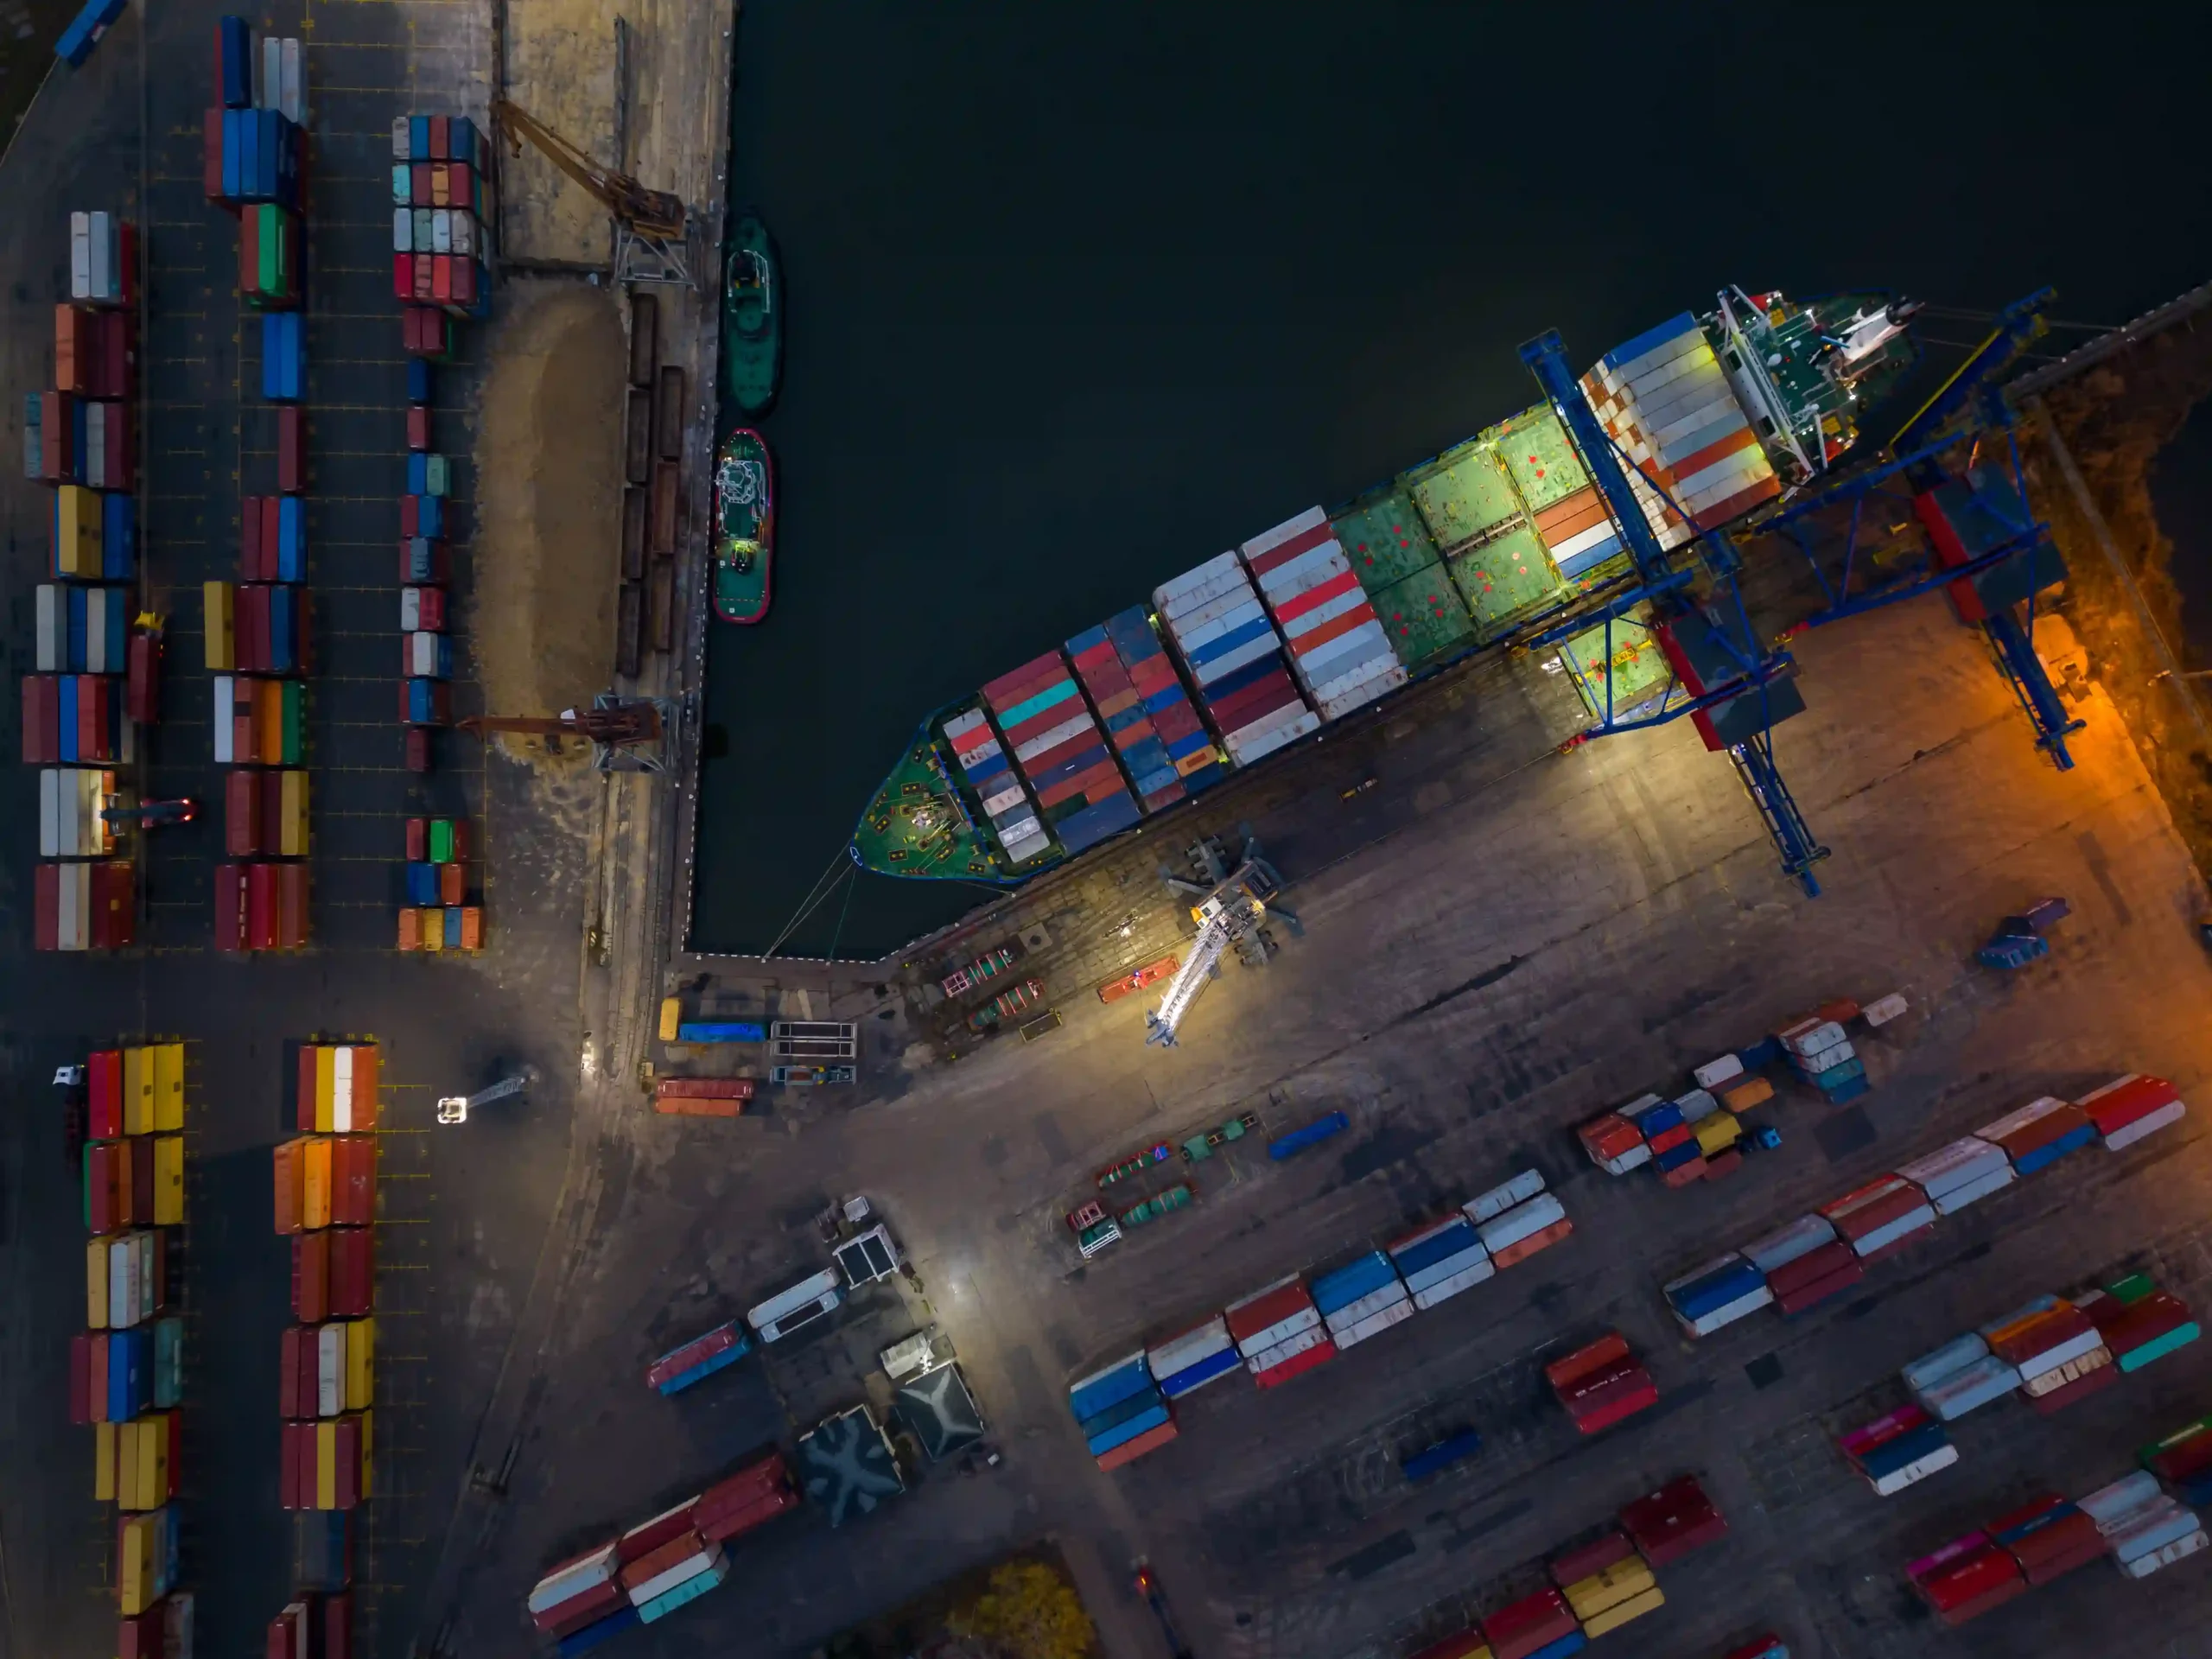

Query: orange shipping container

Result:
[273,1138,304,1233]
[331,1136,376,1227]
[397,909,419,950]
[460,906,483,950]
[301,1137,333,1229]
[294,1230,330,1322]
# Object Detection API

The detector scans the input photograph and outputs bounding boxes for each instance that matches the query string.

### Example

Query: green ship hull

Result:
[847,717,1020,883]
[713,428,773,625]
[721,211,781,416]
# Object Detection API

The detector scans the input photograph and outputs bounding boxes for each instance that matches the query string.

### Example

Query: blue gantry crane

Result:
[1519,330,1831,894]
[1754,289,2082,767]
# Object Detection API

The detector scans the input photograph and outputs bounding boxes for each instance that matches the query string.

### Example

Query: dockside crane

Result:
[1518,333,1830,894]
[1751,289,2082,767]
[1145,836,1289,1047]
[455,694,677,771]
[490,97,694,285]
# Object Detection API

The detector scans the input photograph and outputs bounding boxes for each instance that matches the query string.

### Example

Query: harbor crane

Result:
[1519,331,1830,893]
[489,97,694,286]
[1145,835,1293,1047]
[455,694,677,771]
[436,1065,538,1126]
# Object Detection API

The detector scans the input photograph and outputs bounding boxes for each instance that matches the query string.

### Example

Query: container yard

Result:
[7,5,2212,1659]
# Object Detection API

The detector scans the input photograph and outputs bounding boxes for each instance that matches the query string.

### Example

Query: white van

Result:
[746,1267,843,1343]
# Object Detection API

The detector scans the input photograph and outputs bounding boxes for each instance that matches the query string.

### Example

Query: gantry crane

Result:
[1752,290,2081,767]
[456,695,676,771]
[490,97,694,286]
[1519,332,1830,894]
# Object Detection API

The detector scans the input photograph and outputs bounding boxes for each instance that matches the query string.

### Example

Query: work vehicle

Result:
[1065,1200,1122,1259]
[103,798,197,829]
[721,210,781,415]
[770,1065,855,1087]
[1098,1144,1173,1189]
[1181,1111,1258,1161]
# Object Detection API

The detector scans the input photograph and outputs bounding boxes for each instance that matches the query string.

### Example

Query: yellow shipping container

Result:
[1564,1558,1656,1623]
[93,1421,117,1502]
[345,1317,375,1412]
[302,1137,332,1229]
[122,1046,153,1135]
[203,582,235,671]
[1694,1113,1741,1157]
[137,1412,169,1508]
[315,1045,337,1134]
[1581,1583,1664,1637]
[86,1236,111,1330]
[420,908,444,952]
[658,997,682,1042]
[315,1421,337,1510]
[359,1407,373,1497]
[1720,1076,1773,1113]
[55,485,99,575]
[153,1135,185,1225]
[152,1042,185,1131]
[281,770,309,856]
[117,1512,159,1614]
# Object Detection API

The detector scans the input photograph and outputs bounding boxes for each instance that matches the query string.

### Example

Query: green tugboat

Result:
[713,428,773,625]
[721,209,781,415]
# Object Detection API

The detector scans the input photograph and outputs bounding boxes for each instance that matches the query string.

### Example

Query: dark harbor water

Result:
[696,3,2212,960]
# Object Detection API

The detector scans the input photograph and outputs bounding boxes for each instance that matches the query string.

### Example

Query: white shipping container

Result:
[1321,1283,1408,1339]
[85,410,106,488]
[1465,1169,1547,1224]
[1896,1136,2010,1198]
[1693,1053,1743,1090]
[1677,1284,1774,1337]
[1402,1243,1492,1296]
[1319,671,1406,721]
[1409,1256,1495,1310]
[451,211,476,257]
[1243,1323,1329,1376]
[1224,709,1319,764]
[35,585,62,671]
[392,209,413,252]
[280,37,304,126]
[259,35,279,109]
[391,118,411,159]
[1863,992,1909,1026]
[109,1235,139,1326]
[1153,555,1243,613]
[1232,1305,1320,1360]
[1931,1166,2015,1215]
[1870,1441,1959,1496]
[1145,1317,1232,1381]
[2105,1100,2186,1150]
[1782,1019,1845,1058]
[431,209,453,254]
[1473,1191,1566,1252]
[1599,1145,1652,1176]
[2079,1471,2164,1532]
[1674,1088,1719,1123]
[1742,1213,1835,1274]
[1333,1297,1416,1349]
[2120,1529,2209,1579]
[333,1046,355,1132]
[1976,1095,2075,1143]
[2011,1326,2107,1383]
[58,861,90,950]
[1848,1205,1936,1258]
[317,1325,344,1416]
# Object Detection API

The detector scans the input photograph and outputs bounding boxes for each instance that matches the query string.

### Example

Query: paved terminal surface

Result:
[3,15,2212,1659]
[477,594,2212,1659]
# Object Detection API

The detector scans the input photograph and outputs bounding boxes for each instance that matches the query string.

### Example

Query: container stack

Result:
[1553,1533,1664,1639]
[272,1046,378,1545]
[1974,1096,2096,1175]
[1545,1332,1658,1435]
[1310,1250,1414,1351]
[2144,1417,2212,1508]
[940,708,1051,868]
[1144,1316,1241,1401]
[2077,1073,2187,1151]
[1066,1351,1175,1471]
[1906,1335,2024,1424]
[1238,507,1405,720]
[2082,1274,2202,1376]
[1225,1275,1334,1389]
[68,1045,192,1648]
[397,816,482,951]
[1578,313,1782,551]
[26,209,142,950]
[1153,553,1319,766]
[1064,623,1185,812]
[1386,1213,1494,1311]
[977,652,1140,856]
[1896,1136,2015,1216]
[1663,1253,1772,1337]
[1746,1213,1862,1317]
[1840,1404,1957,1496]
[1776,1013,1866,1103]
[1820,1174,1936,1263]
[1471,1179,1572,1268]
[391,113,493,773]
[2080,1471,2206,1579]
[1101,605,1226,793]
[207,16,315,950]
[525,1451,799,1650]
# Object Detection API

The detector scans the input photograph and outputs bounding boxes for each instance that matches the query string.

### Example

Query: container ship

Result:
[849,288,1917,885]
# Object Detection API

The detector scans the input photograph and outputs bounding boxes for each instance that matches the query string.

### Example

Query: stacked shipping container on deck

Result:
[1579,312,1782,554]
[978,651,1140,856]
[1102,605,1226,791]
[1065,623,1186,812]
[1153,553,1319,765]
[397,816,482,951]
[941,708,1051,867]
[1238,507,1405,720]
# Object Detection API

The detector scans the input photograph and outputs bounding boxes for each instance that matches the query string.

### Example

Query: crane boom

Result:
[1144,912,1233,1047]
[457,704,663,744]
[490,97,685,238]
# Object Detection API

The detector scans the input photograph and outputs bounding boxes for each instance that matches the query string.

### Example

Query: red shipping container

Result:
[324,1592,353,1659]
[278,863,308,948]
[88,1333,109,1421]
[278,1422,303,1510]
[694,1451,798,1541]
[34,865,60,951]
[391,252,414,302]
[227,771,264,856]
[1491,1218,1573,1268]
[119,1607,165,1658]
[404,726,431,772]
[437,863,462,906]
[88,1050,122,1137]
[333,1415,362,1509]
[2026,1358,2120,1415]
[430,253,452,303]
[22,675,57,763]
[399,496,418,538]
[328,1228,373,1317]
[1481,1587,1578,1659]
[331,1135,376,1226]
[68,1332,92,1424]
[277,406,305,493]
[95,311,133,401]
[296,1046,318,1132]
[241,493,264,579]
[449,256,478,311]
[38,391,73,480]
[416,587,448,632]
[97,402,133,489]
[79,676,108,761]
[616,1530,707,1591]
[1548,1529,1635,1588]
[56,304,90,393]
[406,405,429,450]
[278,1326,304,1418]
[247,862,277,950]
[405,817,428,861]
[89,861,134,948]
[294,1230,330,1322]
[410,162,432,206]
[203,108,226,202]
[126,632,159,726]
[616,1501,701,1564]
[427,114,449,159]
[261,498,282,578]
[214,862,247,952]
[1620,1475,1726,1565]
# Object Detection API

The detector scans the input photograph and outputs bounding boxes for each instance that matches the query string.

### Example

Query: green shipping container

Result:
[1448,524,1567,639]
[1370,563,1475,670]
[429,820,454,863]
[425,454,450,497]
[256,205,291,302]
[1405,440,1523,552]
[1331,488,1441,591]
[1489,402,1590,512]
[279,681,304,764]
[1560,607,1673,721]
[152,1316,183,1408]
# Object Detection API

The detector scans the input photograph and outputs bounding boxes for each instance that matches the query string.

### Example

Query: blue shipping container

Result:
[2012,1123,2095,1175]
[1085,1401,1171,1457]
[1268,1110,1350,1160]
[407,356,433,403]
[673,1021,764,1044]
[278,496,305,580]
[216,16,252,107]
[557,1605,642,1656]
[55,0,130,66]
[1067,1353,1152,1423]
[1669,1260,1765,1322]
[1400,1427,1482,1482]
[1310,1251,1398,1317]
[102,493,135,578]
[1858,1423,1949,1481]
[1158,1346,1242,1398]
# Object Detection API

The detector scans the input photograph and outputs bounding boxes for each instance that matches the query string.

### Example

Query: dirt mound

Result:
[473,278,623,766]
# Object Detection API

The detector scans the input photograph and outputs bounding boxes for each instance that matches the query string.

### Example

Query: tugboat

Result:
[721,209,781,416]
[713,428,773,625]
